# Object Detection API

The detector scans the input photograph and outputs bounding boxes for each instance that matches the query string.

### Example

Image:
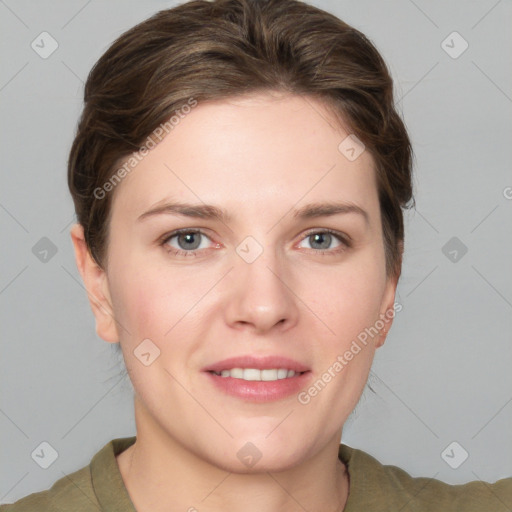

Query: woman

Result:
[2,0,510,510]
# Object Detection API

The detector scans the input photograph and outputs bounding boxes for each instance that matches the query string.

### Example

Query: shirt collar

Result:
[90,436,138,512]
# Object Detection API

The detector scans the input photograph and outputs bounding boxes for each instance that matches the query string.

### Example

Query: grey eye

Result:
[308,233,333,250]
[176,232,202,250]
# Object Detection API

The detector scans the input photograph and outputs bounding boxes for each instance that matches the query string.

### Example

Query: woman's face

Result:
[98,92,398,472]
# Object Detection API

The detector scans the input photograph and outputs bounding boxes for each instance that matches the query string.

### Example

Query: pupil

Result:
[179,232,201,250]
[312,233,331,250]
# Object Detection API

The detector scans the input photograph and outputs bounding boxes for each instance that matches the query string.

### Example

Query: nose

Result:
[223,244,300,335]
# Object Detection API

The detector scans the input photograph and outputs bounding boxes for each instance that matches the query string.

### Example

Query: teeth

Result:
[244,368,261,381]
[230,368,244,379]
[261,369,278,381]
[212,368,299,381]
[277,369,288,379]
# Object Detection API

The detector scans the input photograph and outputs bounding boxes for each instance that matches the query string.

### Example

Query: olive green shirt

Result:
[1,436,511,511]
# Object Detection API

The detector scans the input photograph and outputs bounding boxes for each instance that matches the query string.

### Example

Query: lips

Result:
[202,355,312,402]
[202,355,310,374]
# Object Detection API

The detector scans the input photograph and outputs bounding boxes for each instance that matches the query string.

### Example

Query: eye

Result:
[159,228,350,258]
[161,229,217,257]
[297,229,350,255]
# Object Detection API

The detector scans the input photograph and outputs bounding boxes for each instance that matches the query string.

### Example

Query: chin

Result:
[199,436,313,474]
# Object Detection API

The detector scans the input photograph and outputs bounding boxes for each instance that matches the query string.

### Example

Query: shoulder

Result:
[0,436,137,512]
[339,444,512,511]
[0,465,98,512]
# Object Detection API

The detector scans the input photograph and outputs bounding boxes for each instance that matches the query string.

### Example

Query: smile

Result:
[210,368,304,381]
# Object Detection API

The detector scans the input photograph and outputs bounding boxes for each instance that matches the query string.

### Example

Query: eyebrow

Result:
[137,200,369,225]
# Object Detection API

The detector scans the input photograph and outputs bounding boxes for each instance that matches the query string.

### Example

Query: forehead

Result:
[111,92,378,221]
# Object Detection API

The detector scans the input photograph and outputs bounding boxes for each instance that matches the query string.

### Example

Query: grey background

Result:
[1,0,511,504]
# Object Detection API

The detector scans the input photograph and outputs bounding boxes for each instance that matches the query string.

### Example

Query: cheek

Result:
[107,263,196,398]
[303,259,386,348]
[108,253,211,348]
[107,258,175,343]
[300,265,384,419]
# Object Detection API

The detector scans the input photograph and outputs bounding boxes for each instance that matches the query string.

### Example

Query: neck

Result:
[117,396,350,512]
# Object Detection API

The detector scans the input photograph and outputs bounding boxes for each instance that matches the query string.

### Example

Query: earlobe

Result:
[376,324,390,348]
[70,224,119,343]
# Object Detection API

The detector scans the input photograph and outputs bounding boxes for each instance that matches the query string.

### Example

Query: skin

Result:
[71,91,399,512]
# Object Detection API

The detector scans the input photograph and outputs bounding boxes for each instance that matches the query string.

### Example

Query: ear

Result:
[375,242,403,348]
[70,223,119,343]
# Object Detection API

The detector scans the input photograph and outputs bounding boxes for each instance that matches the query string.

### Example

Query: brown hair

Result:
[68,0,414,279]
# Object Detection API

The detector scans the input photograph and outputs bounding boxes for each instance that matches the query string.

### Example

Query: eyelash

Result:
[159,228,351,258]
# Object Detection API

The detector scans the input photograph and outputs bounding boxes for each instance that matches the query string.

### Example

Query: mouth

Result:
[202,356,312,402]
[208,368,306,381]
